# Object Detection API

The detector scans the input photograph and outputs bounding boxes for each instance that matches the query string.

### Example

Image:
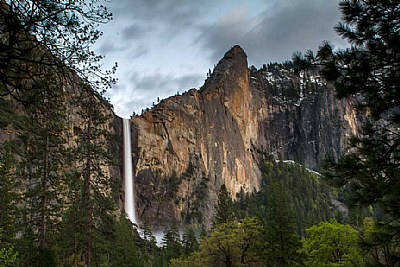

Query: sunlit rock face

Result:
[127,45,359,229]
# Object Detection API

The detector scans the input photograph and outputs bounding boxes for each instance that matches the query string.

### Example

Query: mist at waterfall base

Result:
[123,119,188,246]
[123,118,167,246]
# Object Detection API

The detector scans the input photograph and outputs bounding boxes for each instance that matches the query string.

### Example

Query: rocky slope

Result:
[127,45,359,228]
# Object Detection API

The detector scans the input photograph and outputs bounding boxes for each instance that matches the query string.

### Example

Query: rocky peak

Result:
[218,45,247,66]
[128,46,359,229]
[203,45,248,91]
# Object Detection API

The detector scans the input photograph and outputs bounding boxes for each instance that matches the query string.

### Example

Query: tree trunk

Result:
[39,133,49,250]
[84,118,93,267]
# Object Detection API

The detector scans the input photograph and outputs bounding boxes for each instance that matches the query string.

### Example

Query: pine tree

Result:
[234,187,248,219]
[109,216,140,267]
[263,179,301,267]
[15,76,69,265]
[64,83,117,267]
[162,225,183,264]
[294,0,400,261]
[213,184,235,225]
[182,227,199,255]
[140,221,159,266]
[0,141,19,247]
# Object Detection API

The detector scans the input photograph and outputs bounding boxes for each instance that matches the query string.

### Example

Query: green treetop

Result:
[301,220,364,267]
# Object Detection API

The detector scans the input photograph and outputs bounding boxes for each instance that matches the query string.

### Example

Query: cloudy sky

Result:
[93,0,346,118]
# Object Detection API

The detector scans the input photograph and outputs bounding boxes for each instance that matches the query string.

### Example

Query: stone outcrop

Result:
[127,45,359,228]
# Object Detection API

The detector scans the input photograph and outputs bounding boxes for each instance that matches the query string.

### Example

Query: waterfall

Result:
[123,118,138,225]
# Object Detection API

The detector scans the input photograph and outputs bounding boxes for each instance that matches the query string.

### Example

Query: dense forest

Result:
[1,0,399,266]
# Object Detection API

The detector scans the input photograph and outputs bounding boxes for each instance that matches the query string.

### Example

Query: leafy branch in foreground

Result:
[0,0,116,106]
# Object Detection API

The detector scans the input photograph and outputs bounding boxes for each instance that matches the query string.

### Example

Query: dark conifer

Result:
[263,179,301,266]
[213,184,235,225]
[294,1,400,264]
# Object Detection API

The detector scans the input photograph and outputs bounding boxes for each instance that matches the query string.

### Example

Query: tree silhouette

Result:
[0,0,116,107]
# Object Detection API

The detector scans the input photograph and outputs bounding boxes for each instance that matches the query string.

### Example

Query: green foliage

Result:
[66,86,117,266]
[0,1,119,266]
[167,172,180,198]
[233,187,258,220]
[13,78,70,265]
[0,230,18,267]
[257,160,334,236]
[0,246,18,267]
[262,179,301,266]
[202,217,264,266]
[213,184,235,225]
[0,142,19,246]
[361,217,400,266]
[108,216,140,267]
[182,227,199,255]
[161,225,183,265]
[135,221,161,267]
[294,0,400,263]
[170,252,203,267]
[301,220,364,267]
[175,218,264,267]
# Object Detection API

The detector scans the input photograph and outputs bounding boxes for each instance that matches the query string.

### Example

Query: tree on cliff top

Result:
[294,0,400,263]
[0,0,116,106]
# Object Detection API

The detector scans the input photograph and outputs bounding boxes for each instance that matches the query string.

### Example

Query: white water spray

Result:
[123,118,138,225]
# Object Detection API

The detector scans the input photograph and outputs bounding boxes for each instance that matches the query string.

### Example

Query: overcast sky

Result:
[93,0,345,118]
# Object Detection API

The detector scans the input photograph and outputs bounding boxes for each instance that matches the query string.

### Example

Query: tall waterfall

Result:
[123,118,138,225]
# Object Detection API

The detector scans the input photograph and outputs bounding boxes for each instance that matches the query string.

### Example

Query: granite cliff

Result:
[127,45,359,228]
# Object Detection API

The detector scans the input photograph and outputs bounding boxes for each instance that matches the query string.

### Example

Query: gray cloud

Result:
[199,0,345,65]
[108,71,204,117]
[129,45,149,59]
[98,41,119,54]
[108,0,209,35]
[130,71,203,93]
[122,23,149,40]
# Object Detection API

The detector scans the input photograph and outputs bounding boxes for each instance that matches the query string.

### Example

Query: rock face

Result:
[128,45,358,228]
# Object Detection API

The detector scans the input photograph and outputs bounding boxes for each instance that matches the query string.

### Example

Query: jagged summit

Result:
[223,45,247,59]
[215,45,248,70]
[202,45,249,92]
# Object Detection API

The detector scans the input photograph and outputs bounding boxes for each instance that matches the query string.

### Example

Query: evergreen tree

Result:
[213,184,235,225]
[162,225,183,265]
[362,217,400,267]
[109,215,140,267]
[62,84,117,267]
[16,77,69,266]
[182,227,199,256]
[256,160,334,236]
[0,142,19,247]
[263,179,301,267]
[233,187,247,219]
[294,0,400,261]
[135,221,161,266]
